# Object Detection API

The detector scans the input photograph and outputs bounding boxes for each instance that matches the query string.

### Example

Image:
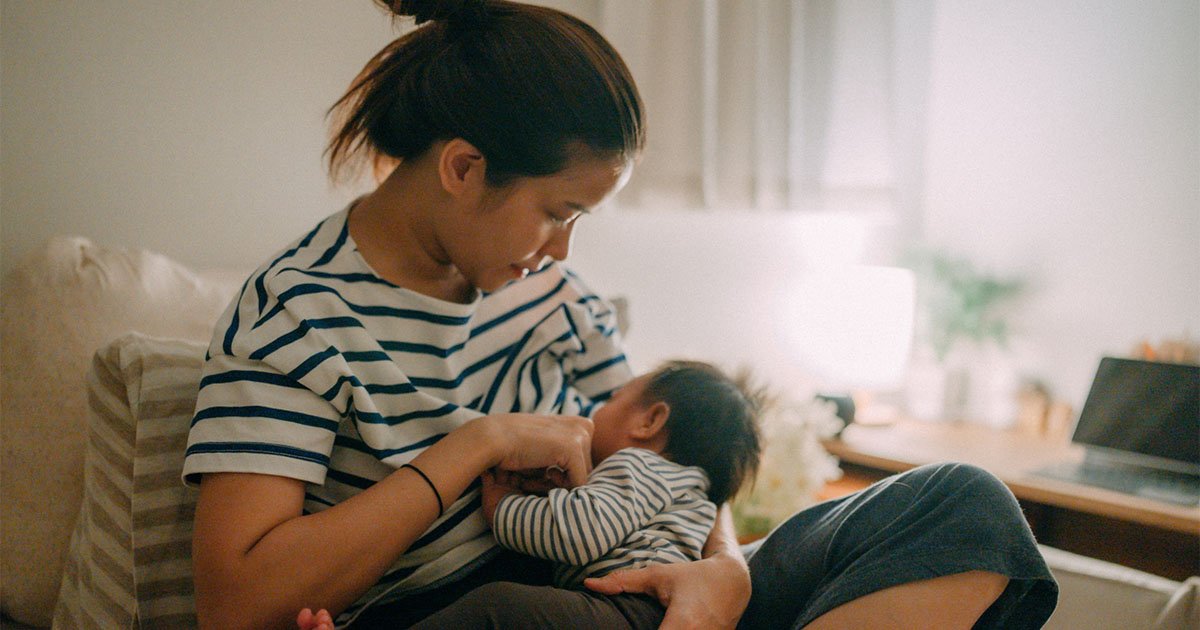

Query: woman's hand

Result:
[478,413,594,486]
[505,466,571,495]
[584,505,750,629]
[583,552,751,629]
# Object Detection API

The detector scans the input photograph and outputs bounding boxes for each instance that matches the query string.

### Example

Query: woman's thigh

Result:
[738,462,1057,630]
[411,581,663,630]
[350,550,554,628]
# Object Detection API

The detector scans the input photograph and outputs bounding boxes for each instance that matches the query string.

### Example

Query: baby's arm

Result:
[492,450,671,566]
[480,469,523,524]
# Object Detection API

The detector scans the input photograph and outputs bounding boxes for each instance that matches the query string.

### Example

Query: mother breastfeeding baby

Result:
[184,1,1057,628]
[303,360,765,629]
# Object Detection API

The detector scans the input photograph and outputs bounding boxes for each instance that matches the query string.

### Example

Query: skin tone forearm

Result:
[704,504,748,563]
[193,421,492,630]
[193,414,592,630]
[693,504,753,625]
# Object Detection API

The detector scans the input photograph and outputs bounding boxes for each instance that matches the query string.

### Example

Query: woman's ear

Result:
[437,138,487,197]
[632,401,670,441]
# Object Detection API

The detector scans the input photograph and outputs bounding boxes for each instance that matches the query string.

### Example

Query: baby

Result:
[299,360,762,629]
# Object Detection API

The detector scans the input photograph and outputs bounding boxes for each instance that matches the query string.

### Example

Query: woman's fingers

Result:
[589,557,747,630]
[563,442,590,487]
[565,414,594,486]
[584,566,664,598]
[492,413,593,482]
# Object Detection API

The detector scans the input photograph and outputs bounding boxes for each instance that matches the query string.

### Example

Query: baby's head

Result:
[591,360,763,505]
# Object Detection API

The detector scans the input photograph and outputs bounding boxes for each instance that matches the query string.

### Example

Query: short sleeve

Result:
[183,267,482,487]
[183,350,340,486]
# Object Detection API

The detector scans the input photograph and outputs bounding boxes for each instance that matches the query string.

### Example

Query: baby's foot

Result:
[297,607,335,630]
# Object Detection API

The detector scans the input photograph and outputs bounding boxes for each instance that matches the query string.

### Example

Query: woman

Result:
[185,1,1057,628]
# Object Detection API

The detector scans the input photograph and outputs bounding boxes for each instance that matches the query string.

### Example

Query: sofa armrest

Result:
[1040,544,1198,630]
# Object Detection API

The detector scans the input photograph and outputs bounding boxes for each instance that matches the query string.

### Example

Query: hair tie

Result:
[401,463,444,518]
[390,0,490,28]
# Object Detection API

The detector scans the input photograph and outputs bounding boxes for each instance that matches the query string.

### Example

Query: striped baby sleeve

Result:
[491,449,672,566]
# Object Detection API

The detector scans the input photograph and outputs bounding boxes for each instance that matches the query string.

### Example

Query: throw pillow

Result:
[54,333,207,628]
[0,236,240,626]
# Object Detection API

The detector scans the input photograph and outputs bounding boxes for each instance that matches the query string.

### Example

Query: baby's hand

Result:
[297,607,334,630]
[513,466,571,494]
[480,469,522,526]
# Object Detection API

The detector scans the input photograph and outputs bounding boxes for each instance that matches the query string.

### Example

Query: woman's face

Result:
[449,154,631,293]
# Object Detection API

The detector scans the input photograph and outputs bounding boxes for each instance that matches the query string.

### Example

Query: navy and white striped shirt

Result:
[493,447,717,588]
[182,205,632,613]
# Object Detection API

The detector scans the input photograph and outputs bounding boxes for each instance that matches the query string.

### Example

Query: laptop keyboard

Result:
[1034,461,1200,506]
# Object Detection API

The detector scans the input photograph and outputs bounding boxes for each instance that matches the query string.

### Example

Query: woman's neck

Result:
[347,163,476,304]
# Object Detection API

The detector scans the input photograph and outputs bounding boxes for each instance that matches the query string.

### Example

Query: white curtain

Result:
[595,0,934,224]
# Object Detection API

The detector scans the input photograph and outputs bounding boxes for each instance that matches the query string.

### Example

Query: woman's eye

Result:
[546,211,580,227]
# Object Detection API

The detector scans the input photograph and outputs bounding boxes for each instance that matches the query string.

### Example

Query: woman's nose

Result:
[541,222,575,262]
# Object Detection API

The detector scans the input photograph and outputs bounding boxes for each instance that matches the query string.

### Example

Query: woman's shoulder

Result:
[246,207,436,310]
[216,208,442,346]
[252,208,357,286]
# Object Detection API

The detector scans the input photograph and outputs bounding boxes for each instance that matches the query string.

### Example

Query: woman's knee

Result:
[905,462,1011,498]
[901,462,1031,533]
[907,461,990,481]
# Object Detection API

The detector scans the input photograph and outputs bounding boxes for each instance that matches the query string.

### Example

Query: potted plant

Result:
[903,250,1025,426]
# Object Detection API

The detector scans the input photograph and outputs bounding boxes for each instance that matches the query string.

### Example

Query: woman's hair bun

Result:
[379,0,490,27]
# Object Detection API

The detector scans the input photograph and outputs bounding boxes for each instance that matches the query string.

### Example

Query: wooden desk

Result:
[823,419,1200,581]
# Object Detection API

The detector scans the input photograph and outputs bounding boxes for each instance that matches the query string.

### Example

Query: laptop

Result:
[1034,357,1200,506]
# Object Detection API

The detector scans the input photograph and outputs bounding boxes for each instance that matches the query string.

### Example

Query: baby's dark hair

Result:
[642,360,763,505]
[327,0,644,186]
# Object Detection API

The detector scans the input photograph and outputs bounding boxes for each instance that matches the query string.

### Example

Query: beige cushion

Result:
[0,237,241,626]
[1040,544,1195,630]
[54,333,206,629]
[1157,577,1200,630]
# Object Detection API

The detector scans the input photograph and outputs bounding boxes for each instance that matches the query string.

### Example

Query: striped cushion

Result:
[54,333,205,628]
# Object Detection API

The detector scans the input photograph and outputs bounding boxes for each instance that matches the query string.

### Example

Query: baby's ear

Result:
[632,401,670,439]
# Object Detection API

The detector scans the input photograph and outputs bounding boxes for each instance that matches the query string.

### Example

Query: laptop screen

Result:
[1072,357,1200,476]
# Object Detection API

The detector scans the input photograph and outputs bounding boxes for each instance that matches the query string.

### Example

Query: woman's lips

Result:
[510,258,550,280]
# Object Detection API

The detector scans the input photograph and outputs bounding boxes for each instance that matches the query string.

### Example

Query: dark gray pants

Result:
[353,463,1058,629]
[410,582,662,629]
[738,462,1057,629]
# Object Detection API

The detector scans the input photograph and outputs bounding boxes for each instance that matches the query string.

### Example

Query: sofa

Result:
[2,236,1197,628]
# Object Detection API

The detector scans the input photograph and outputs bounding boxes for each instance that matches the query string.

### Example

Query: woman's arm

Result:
[192,413,592,630]
[583,504,751,629]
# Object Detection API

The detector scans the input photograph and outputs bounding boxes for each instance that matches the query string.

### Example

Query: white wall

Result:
[1,1,396,274]
[3,1,1197,410]
[921,0,1200,406]
[568,209,897,389]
